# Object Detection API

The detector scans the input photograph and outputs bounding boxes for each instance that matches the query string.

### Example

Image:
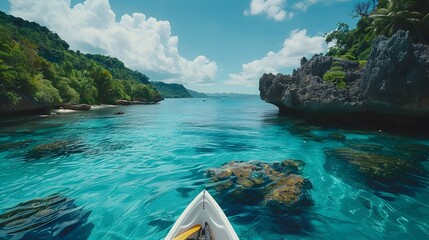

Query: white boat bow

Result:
[165,190,239,240]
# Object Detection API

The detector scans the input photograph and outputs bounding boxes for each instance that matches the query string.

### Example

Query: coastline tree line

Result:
[0,11,161,112]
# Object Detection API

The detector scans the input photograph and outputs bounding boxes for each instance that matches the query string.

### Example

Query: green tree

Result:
[54,77,80,104]
[325,23,352,57]
[325,18,375,60]
[32,74,62,105]
[132,83,151,102]
[78,76,98,105]
[109,79,130,103]
[370,0,429,43]
[91,67,114,103]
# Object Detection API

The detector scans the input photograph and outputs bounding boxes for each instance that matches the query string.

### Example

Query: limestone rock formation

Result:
[259,30,429,126]
[361,31,429,115]
[259,55,364,115]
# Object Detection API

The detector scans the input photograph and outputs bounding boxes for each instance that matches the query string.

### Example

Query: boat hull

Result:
[165,190,239,240]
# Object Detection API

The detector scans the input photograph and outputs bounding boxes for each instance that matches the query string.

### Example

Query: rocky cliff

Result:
[259,31,429,126]
[361,31,429,116]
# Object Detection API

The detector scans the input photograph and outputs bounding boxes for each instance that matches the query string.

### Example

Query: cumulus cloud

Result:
[293,0,350,12]
[10,0,217,84]
[244,0,293,21]
[226,29,326,87]
[293,0,319,11]
[244,0,350,20]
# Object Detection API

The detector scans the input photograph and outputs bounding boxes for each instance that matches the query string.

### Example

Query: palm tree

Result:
[370,0,428,44]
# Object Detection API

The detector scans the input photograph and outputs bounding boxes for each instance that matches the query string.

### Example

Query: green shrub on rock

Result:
[336,81,347,89]
[358,60,367,69]
[323,65,347,89]
[340,53,356,61]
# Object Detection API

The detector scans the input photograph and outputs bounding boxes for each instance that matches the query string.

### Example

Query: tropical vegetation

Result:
[325,0,428,61]
[323,64,347,89]
[0,11,161,113]
[150,81,192,98]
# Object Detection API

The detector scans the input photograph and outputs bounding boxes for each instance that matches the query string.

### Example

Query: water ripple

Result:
[0,98,428,239]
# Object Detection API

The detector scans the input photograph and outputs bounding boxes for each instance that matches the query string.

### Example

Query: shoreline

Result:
[50,104,117,115]
[0,104,118,125]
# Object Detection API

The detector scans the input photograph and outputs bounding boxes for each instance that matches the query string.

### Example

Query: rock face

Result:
[206,160,312,209]
[361,31,429,115]
[259,30,429,125]
[62,103,91,111]
[259,56,364,115]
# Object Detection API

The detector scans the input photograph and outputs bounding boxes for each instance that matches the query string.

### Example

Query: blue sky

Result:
[0,0,358,94]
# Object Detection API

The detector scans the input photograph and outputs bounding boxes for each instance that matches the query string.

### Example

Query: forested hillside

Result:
[151,81,192,98]
[0,11,161,114]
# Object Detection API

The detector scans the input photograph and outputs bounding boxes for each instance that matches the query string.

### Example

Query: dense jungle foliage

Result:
[325,0,429,60]
[0,11,161,110]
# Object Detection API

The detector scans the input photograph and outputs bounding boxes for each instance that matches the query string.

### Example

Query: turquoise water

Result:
[1,97,428,239]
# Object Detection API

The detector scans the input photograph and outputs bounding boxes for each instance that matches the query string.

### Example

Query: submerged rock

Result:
[207,160,312,209]
[327,133,346,141]
[26,139,86,160]
[325,148,424,179]
[394,143,429,161]
[0,140,33,152]
[0,194,94,239]
[324,147,428,199]
[287,124,325,142]
[176,187,195,198]
[344,140,384,152]
[264,174,312,208]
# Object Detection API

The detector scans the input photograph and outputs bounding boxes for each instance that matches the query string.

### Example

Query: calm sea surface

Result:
[0,97,428,239]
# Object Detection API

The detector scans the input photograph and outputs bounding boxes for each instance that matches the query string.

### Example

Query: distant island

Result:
[205,93,258,98]
[186,89,208,98]
[259,1,429,129]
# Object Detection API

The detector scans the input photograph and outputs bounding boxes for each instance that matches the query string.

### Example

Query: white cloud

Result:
[9,0,217,84]
[293,0,319,11]
[244,0,293,21]
[226,29,326,87]
[243,0,350,21]
[293,0,350,12]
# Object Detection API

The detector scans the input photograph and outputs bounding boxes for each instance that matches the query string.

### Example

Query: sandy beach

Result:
[50,104,117,114]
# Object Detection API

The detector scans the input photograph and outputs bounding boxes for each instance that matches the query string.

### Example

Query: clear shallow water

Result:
[0,97,428,239]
